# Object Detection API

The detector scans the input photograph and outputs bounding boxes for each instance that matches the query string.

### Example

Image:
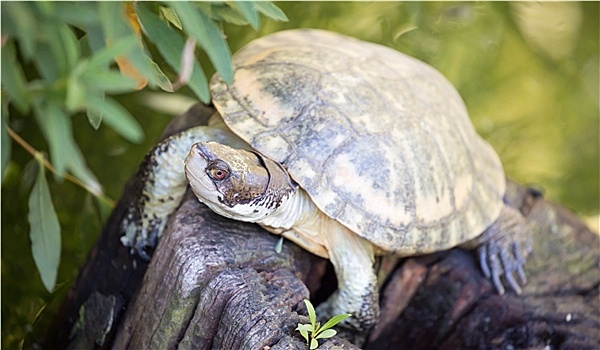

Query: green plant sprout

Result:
[274,236,284,253]
[296,299,351,349]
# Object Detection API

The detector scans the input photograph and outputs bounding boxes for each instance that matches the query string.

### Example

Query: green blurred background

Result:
[2,2,598,348]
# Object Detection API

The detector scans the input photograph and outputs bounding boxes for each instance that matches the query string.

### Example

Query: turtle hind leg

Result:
[462,205,533,295]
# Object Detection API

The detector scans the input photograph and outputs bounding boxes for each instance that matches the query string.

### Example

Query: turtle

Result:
[121,29,533,333]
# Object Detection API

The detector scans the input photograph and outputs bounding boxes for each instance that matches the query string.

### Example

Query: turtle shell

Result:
[210,29,505,256]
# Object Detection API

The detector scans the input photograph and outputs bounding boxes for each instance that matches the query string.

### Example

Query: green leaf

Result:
[303,299,317,329]
[98,2,164,89]
[34,21,81,83]
[254,2,288,22]
[315,329,336,340]
[86,94,144,143]
[232,1,260,30]
[34,101,71,177]
[65,76,87,112]
[1,41,30,114]
[86,36,139,71]
[1,103,11,183]
[309,338,319,350]
[160,6,182,30]
[35,1,55,17]
[195,2,214,19]
[86,93,104,130]
[147,56,174,92]
[319,313,351,332]
[296,323,313,332]
[2,2,38,60]
[28,156,62,292]
[86,110,103,130]
[98,2,130,46]
[34,44,61,84]
[211,5,250,26]
[296,324,310,343]
[66,143,102,196]
[299,328,309,343]
[55,20,81,71]
[274,236,284,253]
[84,22,107,54]
[81,70,138,94]
[136,3,210,102]
[53,2,100,29]
[172,2,234,83]
[33,100,102,193]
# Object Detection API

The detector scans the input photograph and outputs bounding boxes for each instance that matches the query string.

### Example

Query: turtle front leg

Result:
[316,220,379,335]
[461,205,533,295]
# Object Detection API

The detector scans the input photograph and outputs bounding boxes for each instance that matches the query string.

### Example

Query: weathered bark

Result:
[111,191,352,349]
[43,104,599,350]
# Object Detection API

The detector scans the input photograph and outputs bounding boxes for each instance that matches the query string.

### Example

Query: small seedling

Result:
[295,299,351,349]
[274,236,284,253]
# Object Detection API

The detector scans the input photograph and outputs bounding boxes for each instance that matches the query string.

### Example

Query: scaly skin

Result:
[120,125,247,259]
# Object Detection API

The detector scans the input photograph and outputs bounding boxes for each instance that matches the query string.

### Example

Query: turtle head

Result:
[184,142,296,222]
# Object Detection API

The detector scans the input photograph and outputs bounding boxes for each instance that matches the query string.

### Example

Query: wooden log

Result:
[110,191,355,349]
[43,104,599,349]
[367,183,600,350]
[42,104,216,349]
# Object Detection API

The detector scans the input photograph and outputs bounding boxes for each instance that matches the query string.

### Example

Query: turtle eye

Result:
[207,162,230,181]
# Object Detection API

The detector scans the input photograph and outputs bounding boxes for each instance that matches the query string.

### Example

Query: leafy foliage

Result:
[27,155,61,292]
[1,1,287,292]
[296,299,350,349]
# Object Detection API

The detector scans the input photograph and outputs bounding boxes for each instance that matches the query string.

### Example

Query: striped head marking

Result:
[184,142,296,222]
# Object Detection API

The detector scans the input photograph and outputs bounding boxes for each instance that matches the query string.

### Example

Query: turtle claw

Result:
[120,205,163,261]
[512,240,528,286]
[477,233,532,295]
[478,244,491,278]
[134,237,153,262]
[475,206,533,295]
[503,268,521,295]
